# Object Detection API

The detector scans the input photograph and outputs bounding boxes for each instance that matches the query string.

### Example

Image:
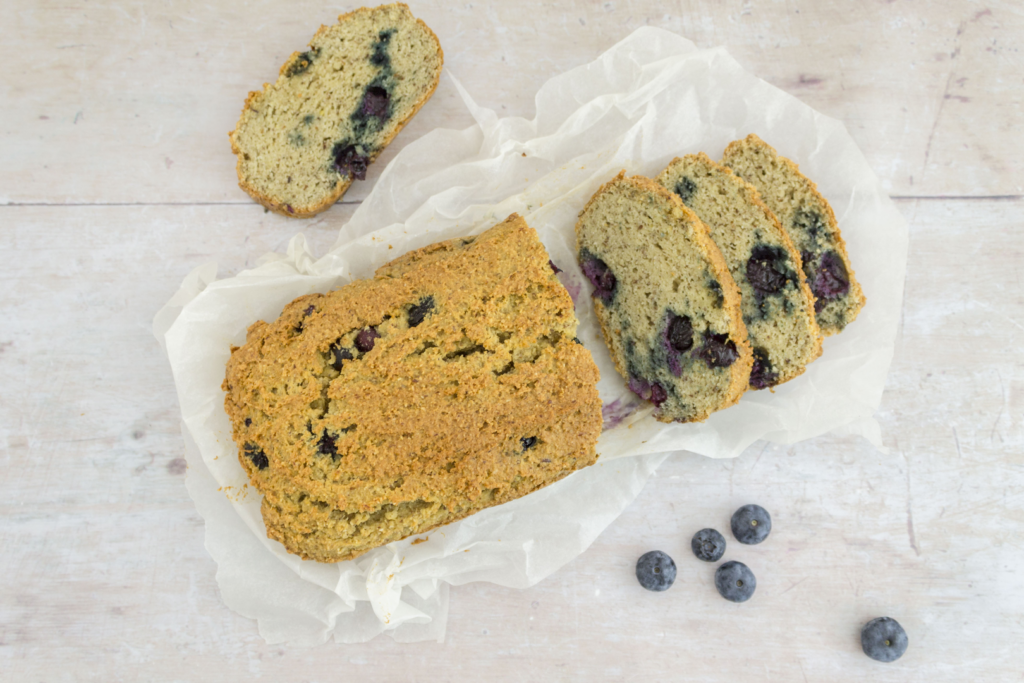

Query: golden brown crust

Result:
[223,214,602,562]
[228,3,444,218]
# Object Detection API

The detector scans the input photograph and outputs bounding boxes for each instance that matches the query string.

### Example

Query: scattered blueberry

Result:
[407,296,435,327]
[715,560,756,602]
[520,436,537,451]
[244,417,252,427]
[360,85,390,119]
[355,327,379,353]
[861,617,909,663]
[731,504,772,544]
[329,344,353,371]
[749,348,779,390]
[317,429,338,458]
[635,550,677,592]
[332,142,370,180]
[628,376,668,407]
[691,528,727,562]
[303,305,316,316]
[693,332,739,368]
[746,245,790,297]
[667,313,694,353]
[674,176,698,204]
[580,254,617,303]
[243,443,269,470]
[811,250,850,308]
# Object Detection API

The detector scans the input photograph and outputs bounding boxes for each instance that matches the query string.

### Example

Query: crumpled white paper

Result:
[154,27,908,645]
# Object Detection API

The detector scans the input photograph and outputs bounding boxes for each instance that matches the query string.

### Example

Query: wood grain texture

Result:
[2,0,1023,680]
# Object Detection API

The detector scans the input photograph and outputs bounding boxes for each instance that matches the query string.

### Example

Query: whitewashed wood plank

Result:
[1,1,1021,208]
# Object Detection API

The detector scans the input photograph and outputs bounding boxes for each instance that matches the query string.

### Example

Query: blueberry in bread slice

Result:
[222,214,603,563]
[229,3,443,218]
[575,172,753,423]
[721,134,866,334]
[656,153,822,389]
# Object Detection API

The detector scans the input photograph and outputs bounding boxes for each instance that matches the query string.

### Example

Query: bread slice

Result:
[575,172,753,422]
[229,3,443,218]
[656,153,822,389]
[721,134,866,334]
[222,214,603,562]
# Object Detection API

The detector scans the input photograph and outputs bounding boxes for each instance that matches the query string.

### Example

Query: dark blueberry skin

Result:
[521,436,537,451]
[749,348,779,390]
[330,344,353,371]
[355,327,380,353]
[667,313,694,353]
[580,253,617,303]
[715,561,756,602]
[861,617,909,663]
[548,259,562,274]
[317,430,338,458]
[693,332,739,369]
[746,245,790,297]
[332,143,370,180]
[303,305,316,316]
[691,528,726,562]
[731,504,772,544]
[407,297,435,327]
[635,550,677,592]
[243,443,269,470]
[244,417,252,427]
[811,250,851,309]
[628,376,668,407]
[674,176,698,204]
[360,85,390,119]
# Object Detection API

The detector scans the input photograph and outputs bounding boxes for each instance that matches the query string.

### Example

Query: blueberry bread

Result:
[229,4,443,218]
[222,214,603,563]
[575,172,753,423]
[721,134,866,334]
[656,154,822,389]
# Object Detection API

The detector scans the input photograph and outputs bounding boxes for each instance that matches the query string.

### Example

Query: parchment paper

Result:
[154,27,908,645]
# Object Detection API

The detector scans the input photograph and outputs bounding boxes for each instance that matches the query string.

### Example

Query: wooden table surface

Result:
[3,1,1022,680]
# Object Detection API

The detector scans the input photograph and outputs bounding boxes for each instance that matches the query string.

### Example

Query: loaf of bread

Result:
[721,134,865,335]
[222,214,603,562]
[575,172,753,422]
[229,3,443,218]
[656,153,822,389]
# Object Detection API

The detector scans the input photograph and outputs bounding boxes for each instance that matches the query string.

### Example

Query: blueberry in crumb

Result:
[812,250,851,307]
[303,305,315,316]
[572,337,583,345]
[667,313,694,353]
[749,348,779,390]
[355,327,380,353]
[317,430,338,458]
[693,332,739,368]
[580,252,617,303]
[548,259,562,274]
[360,85,390,119]
[244,418,252,427]
[243,443,269,470]
[636,550,677,591]
[407,296,435,327]
[715,561,756,602]
[674,176,698,204]
[332,142,370,181]
[861,617,909,663]
[628,376,668,407]
[731,504,772,544]
[746,245,790,297]
[329,344,353,371]
[521,436,537,451]
[691,528,726,562]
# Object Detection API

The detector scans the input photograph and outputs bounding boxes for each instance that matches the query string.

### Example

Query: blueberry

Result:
[243,443,269,470]
[329,344,353,371]
[674,176,698,204]
[635,550,677,591]
[811,250,850,307]
[244,417,252,427]
[693,332,739,369]
[520,436,537,451]
[317,429,338,458]
[360,85,390,119]
[332,143,370,180]
[667,313,694,353]
[303,305,315,316]
[861,617,909,663]
[731,504,772,544]
[715,561,756,602]
[580,253,617,303]
[749,348,779,390]
[548,260,562,274]
[691,528,726,562]
[370,29,393,66]
[628,376,668,407]
[355,327,379,353]
[572,337,583,345]
[407,296,435,327]
[746,245,790,297]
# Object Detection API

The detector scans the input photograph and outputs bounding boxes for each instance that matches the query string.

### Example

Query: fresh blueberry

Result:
[693,332,739,368]
[715,561,756,602]
[407,296,435,327]
[332,143,370,181]
[674,176,698,204]
[628,376,668,407]
[329,344,353,371]
[749,348,779,390]
[243,443,269,470]
[580,253,617,303]
[746,245,790,297]
[812,250,850,307]
[521,436,537,451]
[861,617,909,663]
[635,550,677,592]
[731,504,772,544]
[691,528,727,562]
[355,327,379,353]
[667,313,694,353]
